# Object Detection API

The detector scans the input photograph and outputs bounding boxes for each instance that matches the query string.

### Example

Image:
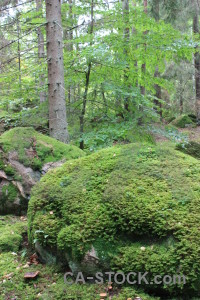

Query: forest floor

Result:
[179,126,200,141]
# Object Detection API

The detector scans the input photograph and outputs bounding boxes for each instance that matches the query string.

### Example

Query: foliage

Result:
[0,102,49,133]
[80,121,155,152]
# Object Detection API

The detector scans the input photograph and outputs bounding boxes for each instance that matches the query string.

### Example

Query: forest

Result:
[0,0,200,299]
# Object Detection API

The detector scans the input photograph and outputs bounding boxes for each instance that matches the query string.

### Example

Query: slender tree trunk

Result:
[122,0,130,111]
[64,0,73,109]
[79,0,94,150]
[193,0,200,122]
[132,2,138,87]
[101,83,108,115]
[36,0,46,103]
[16,14,21,90]
[180,77,183,114]
[45,0,69,143]
[152,0,162,118]
[140,0,147,96]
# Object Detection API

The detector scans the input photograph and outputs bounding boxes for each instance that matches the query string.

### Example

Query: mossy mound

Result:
[28,143,200,297]
[0,127,84,214]
[176,141,200,159]
[0,127,84,170]
[171,115,196,128]
[0,215,27,252]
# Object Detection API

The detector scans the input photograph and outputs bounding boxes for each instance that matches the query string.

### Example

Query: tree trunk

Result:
[193,0,200,122]
[17,14,21,91]
[101,83,108,115]
[180,76,183,114]
[64,0,73,109]
[79,0,94,149]
[122,0,130,111]
[140,0,147,96]
[152,0,162,118]
[45,0,69,143]
[36,0,46,103]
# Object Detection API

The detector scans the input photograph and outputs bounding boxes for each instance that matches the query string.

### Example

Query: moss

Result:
[0,110,7,119]
[171,115,196,128]
[28,143,200,297]
[0,251,159,300]
[0,153,17,178]
[176,141,200,159]
[1,184,18,206]
[0,215,27,252]
[0,127,85,171]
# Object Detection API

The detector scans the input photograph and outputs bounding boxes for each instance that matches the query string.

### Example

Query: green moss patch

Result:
[0,251,159,300]
[171,115,196,128]
[0,215,27,252]
[0,127,85,171]
[28,143,200,297]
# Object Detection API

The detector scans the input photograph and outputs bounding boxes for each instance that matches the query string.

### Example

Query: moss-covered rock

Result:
[176,141,200,159]
[171,115,196,128]
[0,127,84,214]
[28,143,200,297]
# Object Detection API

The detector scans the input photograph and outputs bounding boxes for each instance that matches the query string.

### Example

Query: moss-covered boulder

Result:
[28,143,200,297]
[171,115,196,128]
[0,127,84,214]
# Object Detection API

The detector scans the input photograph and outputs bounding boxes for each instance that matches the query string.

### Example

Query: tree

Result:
[45,0,69,143]
[122,0,130,111]
[36,0,46,103]
[140,0,147,96]
[193,0,200,122]
[79,0,94,150]
[152,0,162,118]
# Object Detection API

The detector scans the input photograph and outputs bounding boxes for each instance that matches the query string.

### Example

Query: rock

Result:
[8,151,41,194]
[28,143,200,297]
[41,160,65,175]
[0,170,8,180]
[0,127,84,215]
[34,241,56,265]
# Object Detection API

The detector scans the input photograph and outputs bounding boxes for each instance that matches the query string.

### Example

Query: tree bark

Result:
[152,0,162,118]
[45,0,69,143]
[193,0,200,122]
[36,0,46,103]
[180,77,183,114]
[79,0,94,150]
[122,0,130,111]
[64,0,73,109]
[16,13,21,91]
[140,0,147,96]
